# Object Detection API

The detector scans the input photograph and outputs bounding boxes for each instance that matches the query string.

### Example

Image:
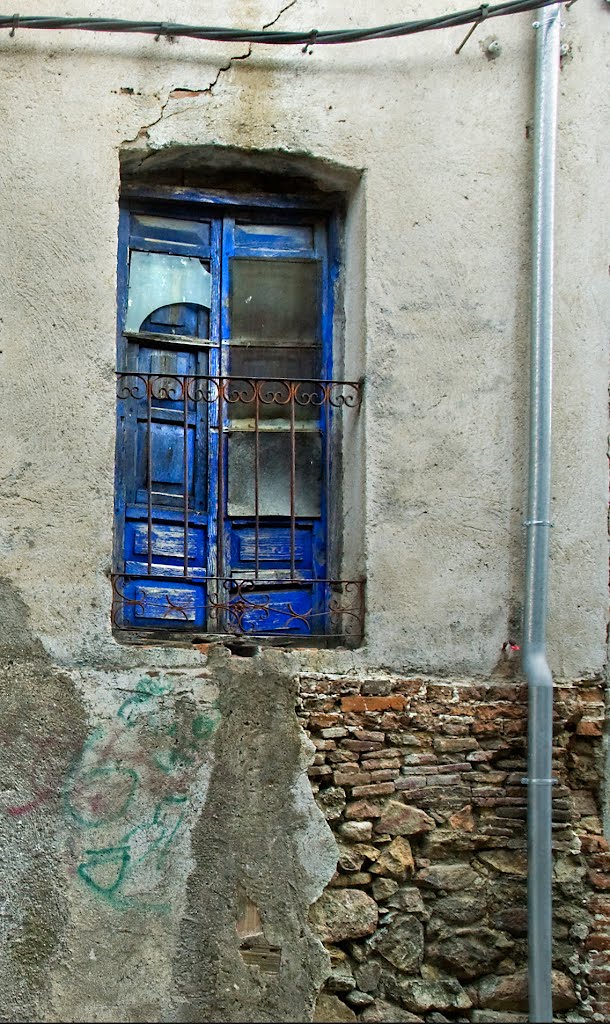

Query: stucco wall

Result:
[0,0,606,676]
[0,2,607,1021]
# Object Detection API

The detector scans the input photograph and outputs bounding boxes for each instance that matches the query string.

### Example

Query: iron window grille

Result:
[112,189,363,645]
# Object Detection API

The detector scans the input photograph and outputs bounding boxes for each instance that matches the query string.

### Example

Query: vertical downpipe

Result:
[524,4,561,1022]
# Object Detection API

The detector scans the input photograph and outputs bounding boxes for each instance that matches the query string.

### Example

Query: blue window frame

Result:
[112,188,363,645]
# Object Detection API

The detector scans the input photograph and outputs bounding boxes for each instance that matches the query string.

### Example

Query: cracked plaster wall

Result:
[0,1,607,1021]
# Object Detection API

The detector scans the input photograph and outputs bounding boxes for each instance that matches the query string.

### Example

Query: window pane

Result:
[228,433,321,517]
[227,346,321,422]
[234,222,314,251]
[231,259,319,344]
[131,215,211,253]
[126,252,211,333]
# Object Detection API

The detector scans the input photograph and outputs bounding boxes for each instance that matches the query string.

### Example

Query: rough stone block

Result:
[478,970,577,1012]
[369,837,415,879]
[309,889,378,943]
[338,820,373,842]
[375,800,435,836]
[417,863,480,891]
[371,877,399,902]
[368,914,424,972]
[313,993,357,1022]
[345,800,383,820]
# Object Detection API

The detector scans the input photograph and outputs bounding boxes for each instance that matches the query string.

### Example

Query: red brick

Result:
[504,721,528,736]
[369,769,400,782]
[589,870,610,891]
[341,695,407,712]
[453,685,484,701]
[580,835,609,854]
[591,853,610,870]
[351,781,396,798]
[327,750,359,763]
[585,935,610,952]
[361,758,401,771]
[333,771,372,787]
[341,740,385,752]
[344,800,382,820]
[352,729,385,742]
[589,896,610,915]
[426,684,455,701]
[394,679,427,697]
[380,713,402,730]
[577,720,603,737]
[472,721,501,735]
[589,983,610,997]
[361,747,403,760]
[308,713,340,729]
[579,687,605,704]
[588,968,610,982]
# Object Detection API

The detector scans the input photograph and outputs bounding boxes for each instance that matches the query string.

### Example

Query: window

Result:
[112,190,363,645]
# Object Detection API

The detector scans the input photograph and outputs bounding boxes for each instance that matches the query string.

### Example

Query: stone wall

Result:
[299,673,608,1022]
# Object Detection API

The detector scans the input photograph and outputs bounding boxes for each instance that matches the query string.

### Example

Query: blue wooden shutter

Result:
[115,211,217,631]
[220,218,331,637]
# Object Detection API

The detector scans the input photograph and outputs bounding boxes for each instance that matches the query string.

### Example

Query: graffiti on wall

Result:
[63,674,219,911]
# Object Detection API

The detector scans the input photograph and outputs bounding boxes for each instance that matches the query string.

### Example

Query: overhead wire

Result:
[0,1,575,49]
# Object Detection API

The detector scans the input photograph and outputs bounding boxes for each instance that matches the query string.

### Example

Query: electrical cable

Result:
[0,1,574,49]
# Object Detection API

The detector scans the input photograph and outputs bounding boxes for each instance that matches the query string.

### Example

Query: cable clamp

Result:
[302,29,318,54]
[155,22,175,42]
[9,13,19,37]
[455,4,490,55]
[520,777,558,786]
[522,519,554,527]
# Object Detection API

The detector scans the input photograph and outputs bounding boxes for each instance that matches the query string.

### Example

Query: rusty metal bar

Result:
[290,384,296,576]
[146,378,153,575]
[183,376,189,577]
[116,371,363,402]
[254,381,260,579]
[325,385,331,575]
[111,573,365,640]
[217,376,224,585]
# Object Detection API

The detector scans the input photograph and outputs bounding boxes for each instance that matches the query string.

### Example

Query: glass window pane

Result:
[228,433,321,517]
[227,346,321,422]
[126,252,211,333]
[234,222,314,251]
[131,215,211,252]
[231,259,319,344]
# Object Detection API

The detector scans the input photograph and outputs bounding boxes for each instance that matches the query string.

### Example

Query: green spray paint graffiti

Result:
[64,675,219,911]
[76,796,188,911]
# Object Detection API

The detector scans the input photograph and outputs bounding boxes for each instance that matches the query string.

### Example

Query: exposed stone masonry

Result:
[298,674,608,1023]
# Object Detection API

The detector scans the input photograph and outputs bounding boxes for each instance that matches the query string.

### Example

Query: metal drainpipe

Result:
[523,3,561,1021]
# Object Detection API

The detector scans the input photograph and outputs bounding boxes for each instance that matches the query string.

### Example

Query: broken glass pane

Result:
[125,252,212,333]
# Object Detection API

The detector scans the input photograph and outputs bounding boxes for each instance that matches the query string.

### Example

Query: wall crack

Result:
[125,0,301,141]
